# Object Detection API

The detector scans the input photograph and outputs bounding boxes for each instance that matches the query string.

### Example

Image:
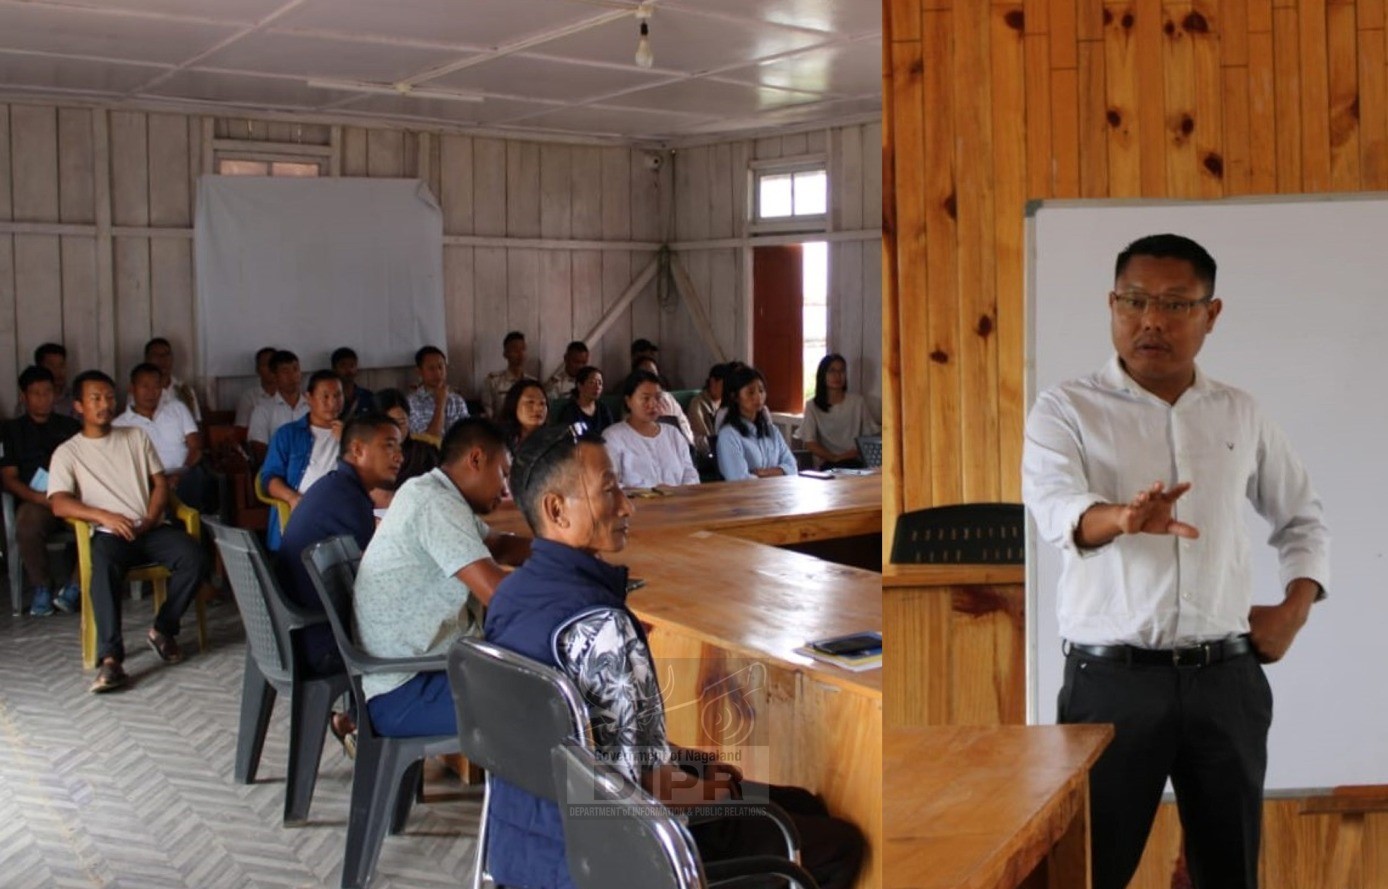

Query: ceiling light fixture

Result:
[306,78,485,103]
[634,2,654,69]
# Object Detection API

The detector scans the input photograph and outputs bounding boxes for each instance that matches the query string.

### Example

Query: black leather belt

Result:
[1066,635,1254,668]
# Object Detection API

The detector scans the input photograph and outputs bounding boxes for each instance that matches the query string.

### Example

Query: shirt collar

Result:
[1101,354,1211,403]
[528,538,630,598]
[334,459,367,493]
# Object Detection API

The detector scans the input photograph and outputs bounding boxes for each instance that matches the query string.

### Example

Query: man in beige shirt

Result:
[48,370,208,693]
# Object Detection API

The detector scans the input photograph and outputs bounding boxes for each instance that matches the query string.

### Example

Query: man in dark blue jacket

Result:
[484,428,864,889]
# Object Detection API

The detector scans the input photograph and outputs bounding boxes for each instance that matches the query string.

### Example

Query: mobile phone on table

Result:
[810,632,882,657]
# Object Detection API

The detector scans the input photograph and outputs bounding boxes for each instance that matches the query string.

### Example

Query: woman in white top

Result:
[602,370,699,489]
[716,365,798,481]
[798,354,880,468]
[632,356,695,447]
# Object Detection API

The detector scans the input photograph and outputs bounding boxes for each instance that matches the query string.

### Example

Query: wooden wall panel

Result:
[886,0,1388,884]
[0,107,15,404]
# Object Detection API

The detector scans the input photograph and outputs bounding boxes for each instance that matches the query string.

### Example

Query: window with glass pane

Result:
[793,170,827,216]
[217,159,269,176]
[754,163,827,224]
[759,174,794,218]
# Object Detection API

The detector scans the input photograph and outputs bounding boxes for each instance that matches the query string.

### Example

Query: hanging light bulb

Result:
[634,3,654,69]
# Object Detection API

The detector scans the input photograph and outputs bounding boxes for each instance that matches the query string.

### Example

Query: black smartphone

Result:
[810,632,882,657]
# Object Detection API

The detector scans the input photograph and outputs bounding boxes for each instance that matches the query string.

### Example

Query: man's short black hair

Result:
[503,331,525,347]
[144,336,172,355]
[511,426,600,534]
[565,340,588,355]
[255,346,277,364]
[630,338,658,358]
[129,362,162,383]
[33,343,66,365]
[331,347,358,367]
[415,345,445,367]
[440,417,508,466]
[339,411,399,460]
[374,387,410,416]
[1115,234,1218,295]
[18,365,54,392]
[306,369,340,394]
[72,369,116,401]
[270,350,299,372]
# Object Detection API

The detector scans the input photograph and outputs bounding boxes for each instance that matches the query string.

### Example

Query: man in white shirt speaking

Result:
[1022,234,1329,889]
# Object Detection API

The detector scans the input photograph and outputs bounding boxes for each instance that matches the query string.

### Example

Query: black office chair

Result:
[855,434,882,468]
[301,535,462,889]
[205,519,349,825]
[551,741,819,889]
[890,502,1026,564]
[446,638,593,889]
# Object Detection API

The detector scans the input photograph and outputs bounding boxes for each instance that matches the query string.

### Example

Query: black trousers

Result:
[90,524,207,663]
[1058,649,1272,889]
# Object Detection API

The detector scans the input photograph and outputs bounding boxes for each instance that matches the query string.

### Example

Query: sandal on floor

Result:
[147,629,184,664]
[90,660,128,694]
[331,712,358,760]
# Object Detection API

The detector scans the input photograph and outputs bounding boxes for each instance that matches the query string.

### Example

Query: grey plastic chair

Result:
[552,741,819,889]
[204,519,349,824]
[301,535,461,889]
[446,638,593,889]
[890,502,1025,565]
[448,638,802,889]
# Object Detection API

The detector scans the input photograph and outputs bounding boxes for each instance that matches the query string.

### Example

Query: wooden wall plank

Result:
[113,238,151,380]
[443,245,475,394]
[539,144,572,240]
[505,249,540,375]
[439,134,474,235]
[837,124,865,233]
[471,248,507,392]
[539,250,572,382]
[148,114,189,226]
[1105,3,1143,195]
[1024,32,1055,198]
[57,108,94,225]
[1298,0,1333,190]
[110,111,150,377]
[1192,3,1225,197]
[150,239,194,380]
[366,128,404,178]
[707,142,734,240]
[14,235,62,373]
[1223,64,1255,194]
[0,234,15,408]
[572,147,603,242]
[342,126,368,177]
[1327,0,1362,189]
[1078,40,1111,197]
[506,141,541,239]
[472,139,506,238]
[1248,29,1279,192]
[1163,5,1202,197]
[0,105,11,222]
[1135,0,1169,193]
[1273,6,1305,190]
[1051,67,1082,196]
[1359,24,1388,188]
[11,105,59,223]
[60,237,98,374]
[109,111,149,228]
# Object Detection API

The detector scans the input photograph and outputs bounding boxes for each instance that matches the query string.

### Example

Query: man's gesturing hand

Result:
[1117,481,1200,538]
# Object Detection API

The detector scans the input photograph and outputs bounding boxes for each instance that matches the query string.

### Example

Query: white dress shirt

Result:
[112,400,198,474]
[248,392,309,445]
[235,385,277,428]
[1022,356,1329,649]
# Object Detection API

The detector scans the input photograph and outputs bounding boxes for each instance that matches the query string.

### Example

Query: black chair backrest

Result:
[300,535,367,672]
[856,434,882,468]
[446,639,591,800]
[205,518,303,684]
[551,741,704,889]
[890,503,1026,564]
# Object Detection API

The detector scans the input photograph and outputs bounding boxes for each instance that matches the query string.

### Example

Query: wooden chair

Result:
[253,473,291,537]
[69,495,208,669]
[409,432,441,448]
[1301,785,1388,888]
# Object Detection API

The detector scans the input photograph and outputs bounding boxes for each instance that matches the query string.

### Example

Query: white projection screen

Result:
[194,176,445,379]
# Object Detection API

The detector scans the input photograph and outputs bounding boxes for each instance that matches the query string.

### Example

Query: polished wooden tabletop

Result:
[488,472,883,544]
[885,724,1112,889]
[619,531,882,697]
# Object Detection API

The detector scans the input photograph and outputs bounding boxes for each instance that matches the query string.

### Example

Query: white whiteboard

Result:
[194,176,445,379]
[1025,195,1388,791]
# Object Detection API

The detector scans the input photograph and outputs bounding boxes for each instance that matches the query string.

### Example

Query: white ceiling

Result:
[0,0,882,143]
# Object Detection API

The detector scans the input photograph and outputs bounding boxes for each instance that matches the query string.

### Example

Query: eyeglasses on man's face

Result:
[1111,291,1214,319]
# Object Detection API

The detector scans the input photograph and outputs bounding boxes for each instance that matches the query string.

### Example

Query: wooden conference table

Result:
[886,725,1112,889]
[489,473,884,889]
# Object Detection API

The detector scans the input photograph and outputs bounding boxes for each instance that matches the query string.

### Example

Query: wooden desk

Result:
[488,473,883,545]
[886,725,1111,889]
[883,564,1026,727]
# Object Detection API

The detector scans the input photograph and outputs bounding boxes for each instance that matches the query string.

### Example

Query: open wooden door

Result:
[752,244,804,412]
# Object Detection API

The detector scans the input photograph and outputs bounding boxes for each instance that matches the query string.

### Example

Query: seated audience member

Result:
[143,337,202,422]
[375,388,440,489]
[632,356,695,446]
[554,366,614,436]
[352,418,531,736]
[798,354,881,469]
[484,429,865,889]
[248,350,308,460]
[686,362,729,461]
[234,346,278,431]
[331,347,375,419]
[278,412,402,747]
[497,378,549,453]
[544,340,589,400]
[631,337,660,367]
[603,370,698,489]
[17,343,75,418]
[258,370,344,550]
[48,370,208,692]
[407,346,469,439]
[113,363,212,510]
[484,331,529,418]
[1,365,82,615]
[716,365,797,481]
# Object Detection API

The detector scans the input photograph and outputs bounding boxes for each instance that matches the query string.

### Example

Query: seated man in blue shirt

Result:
[484,427,864,889]
[277,412,403,675]
[259,370,344,550]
